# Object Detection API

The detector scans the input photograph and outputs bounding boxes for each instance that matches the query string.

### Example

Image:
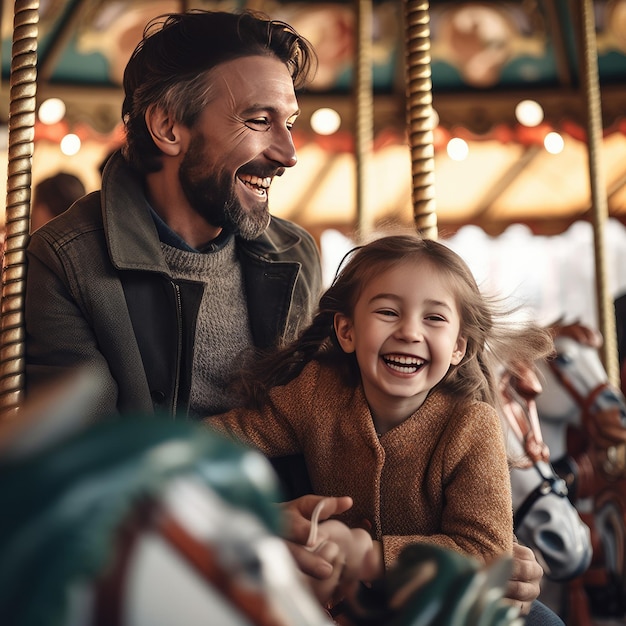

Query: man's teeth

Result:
[383,355,425,372]
[240,175,271,189]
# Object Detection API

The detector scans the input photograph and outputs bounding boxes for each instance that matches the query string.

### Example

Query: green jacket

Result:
[25,152,322,422]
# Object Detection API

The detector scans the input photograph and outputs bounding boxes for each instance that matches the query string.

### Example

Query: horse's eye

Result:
[555,353,573,366]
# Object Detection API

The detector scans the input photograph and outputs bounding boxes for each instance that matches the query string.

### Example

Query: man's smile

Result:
[238,174,271,198]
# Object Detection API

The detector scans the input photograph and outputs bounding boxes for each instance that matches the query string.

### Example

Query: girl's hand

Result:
[278,495,353,580]
[504,542,543,615]
[302,499,382,605]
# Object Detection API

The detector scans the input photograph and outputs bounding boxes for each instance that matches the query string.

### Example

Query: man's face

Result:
[179,55,300,239]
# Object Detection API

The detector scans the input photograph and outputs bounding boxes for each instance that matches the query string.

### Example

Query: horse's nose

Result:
[518,496,592,582]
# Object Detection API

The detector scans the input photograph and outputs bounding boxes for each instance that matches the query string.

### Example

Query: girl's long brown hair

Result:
[233,234,554,409]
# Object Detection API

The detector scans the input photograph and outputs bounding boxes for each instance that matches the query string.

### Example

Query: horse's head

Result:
[535,336,607,423]
[499,366,592,582]
[536,334,626,474]
[538,335,626,425]
[509,459,592,581]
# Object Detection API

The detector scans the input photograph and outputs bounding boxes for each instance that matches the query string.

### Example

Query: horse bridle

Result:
[548,356,626,476]
[547,356,612,419]
[513,462,569,532]
[500,369,570,531]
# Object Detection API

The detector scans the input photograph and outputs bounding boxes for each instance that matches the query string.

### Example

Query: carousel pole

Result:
[354,0,374,240]
[404,0,437,240]
[0,0,39,418]
[576,0,620,386]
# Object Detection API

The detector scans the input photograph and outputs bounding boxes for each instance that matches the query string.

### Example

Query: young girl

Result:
[206,233,553,597]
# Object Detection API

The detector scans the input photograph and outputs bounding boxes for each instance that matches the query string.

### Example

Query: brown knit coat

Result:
[208,360,513,568]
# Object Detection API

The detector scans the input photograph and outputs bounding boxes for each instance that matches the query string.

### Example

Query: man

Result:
[26,11,320,422]
[24,9,555,622]
[25,4,355,592]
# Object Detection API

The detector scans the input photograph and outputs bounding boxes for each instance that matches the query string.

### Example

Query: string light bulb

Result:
[544,132,564,155]
[38,98,66,125]
[515,100,544,127]
[60,133,81,156]
[310,108,341,135]
[447,137,469,161]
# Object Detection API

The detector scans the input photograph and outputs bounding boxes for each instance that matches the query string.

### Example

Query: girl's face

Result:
[334,260,467,426]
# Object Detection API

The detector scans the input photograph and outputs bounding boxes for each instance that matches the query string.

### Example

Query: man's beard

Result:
[178,137,271,240]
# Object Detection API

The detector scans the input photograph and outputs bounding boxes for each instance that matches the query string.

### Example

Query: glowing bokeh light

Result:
[544,132,564,154]
[38,98,66,125]
[447,137,469,161]
[515,100,544,127]
[60,133,81,156]
[310,108,341,135]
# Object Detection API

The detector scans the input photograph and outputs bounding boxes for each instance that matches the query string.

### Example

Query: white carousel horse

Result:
[499,368,592,582]
[535,333,626,623]
[0,369,521,626]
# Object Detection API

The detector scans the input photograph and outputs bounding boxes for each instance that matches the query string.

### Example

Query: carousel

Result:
[1,1,626,625]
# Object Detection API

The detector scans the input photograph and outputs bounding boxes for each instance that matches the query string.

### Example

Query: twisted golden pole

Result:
[577,0,619,386]
[0,0,39,418]
[404,0,436,240]
[354,0,374,240]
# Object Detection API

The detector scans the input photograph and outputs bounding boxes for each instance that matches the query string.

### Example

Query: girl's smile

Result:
[382,353,427,375]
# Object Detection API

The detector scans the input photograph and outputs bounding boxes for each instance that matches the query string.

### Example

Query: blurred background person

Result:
[30,172,86,233]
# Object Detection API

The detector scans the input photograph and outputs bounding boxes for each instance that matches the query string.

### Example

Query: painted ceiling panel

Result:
[1,0,626,235]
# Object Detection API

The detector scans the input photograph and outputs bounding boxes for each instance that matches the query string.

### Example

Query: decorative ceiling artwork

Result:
[1,0,626,236]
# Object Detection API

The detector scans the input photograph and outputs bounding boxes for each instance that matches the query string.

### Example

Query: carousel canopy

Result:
[2,0,626,236]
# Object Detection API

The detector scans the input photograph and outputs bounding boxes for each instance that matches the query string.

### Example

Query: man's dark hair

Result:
[122,10,317,173]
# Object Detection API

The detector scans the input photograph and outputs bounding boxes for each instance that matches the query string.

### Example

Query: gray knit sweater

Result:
[161,237,253,415]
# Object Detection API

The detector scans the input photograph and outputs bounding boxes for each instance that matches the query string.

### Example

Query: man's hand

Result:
[504,542,543,615]
[279,494,354,580]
